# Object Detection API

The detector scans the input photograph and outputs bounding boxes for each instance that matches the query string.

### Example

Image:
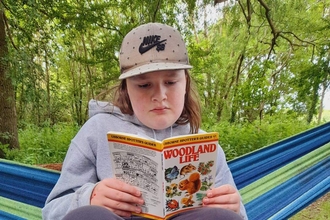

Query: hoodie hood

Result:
[88,99,142,126]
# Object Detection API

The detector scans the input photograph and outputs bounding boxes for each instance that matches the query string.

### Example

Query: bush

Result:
[6,112,322,164]
[4,123,80,165]
[202,114,316,161]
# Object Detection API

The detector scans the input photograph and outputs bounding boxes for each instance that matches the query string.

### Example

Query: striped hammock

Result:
[1,122,330,220]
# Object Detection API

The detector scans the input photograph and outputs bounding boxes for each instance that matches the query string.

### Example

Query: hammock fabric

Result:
[1,122,330,220]
[228,122,330,219]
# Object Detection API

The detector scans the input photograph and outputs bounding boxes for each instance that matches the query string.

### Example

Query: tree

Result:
[0,8,19,157]
[0,0,329,146]
[207,0,330,123]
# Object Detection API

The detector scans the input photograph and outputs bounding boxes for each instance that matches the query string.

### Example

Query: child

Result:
[42,23,247,220]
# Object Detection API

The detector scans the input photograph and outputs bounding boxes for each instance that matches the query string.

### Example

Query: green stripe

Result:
[0,196,42,220]
[239,143,330,204]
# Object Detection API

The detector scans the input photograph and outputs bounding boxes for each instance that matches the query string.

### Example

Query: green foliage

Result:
[323,110,330,121]
[202,112,316,161]
[189,0,330,124]
[0,131,12,141]
[1,0,329,128]
[6,114,322,164]
[3,123,79,165]
[1,0,330,165]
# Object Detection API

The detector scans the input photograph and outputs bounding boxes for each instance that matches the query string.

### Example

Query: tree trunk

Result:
[0,10,19,158]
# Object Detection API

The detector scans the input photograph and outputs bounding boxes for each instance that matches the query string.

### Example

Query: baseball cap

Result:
[119,23,192,79]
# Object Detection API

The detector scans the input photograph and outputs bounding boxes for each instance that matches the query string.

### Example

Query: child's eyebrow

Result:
[130,71,180,81]
[165,72,179,77]
[130,75,148,81]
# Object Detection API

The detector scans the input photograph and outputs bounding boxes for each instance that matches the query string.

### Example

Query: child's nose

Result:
[152,84,167,102]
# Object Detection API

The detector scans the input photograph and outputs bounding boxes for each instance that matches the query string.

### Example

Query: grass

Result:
[290,192,330,219]
[321,110,330,122]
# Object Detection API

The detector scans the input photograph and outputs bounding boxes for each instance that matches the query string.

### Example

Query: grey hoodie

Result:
[42,99,247,219]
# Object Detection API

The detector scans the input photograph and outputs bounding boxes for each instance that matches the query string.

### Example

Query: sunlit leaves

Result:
[1,0,329,127]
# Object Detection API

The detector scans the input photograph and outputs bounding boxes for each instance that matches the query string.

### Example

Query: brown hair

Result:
[112,70,201,133]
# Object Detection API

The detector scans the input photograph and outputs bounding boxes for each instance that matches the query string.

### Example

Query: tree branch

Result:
[238,0,252,30]
[256,0,316,59]
[281,31,316,46]
[214,0,227,5]
[257,0,278,58]
[152,0,161,22]
[2,10,18,50]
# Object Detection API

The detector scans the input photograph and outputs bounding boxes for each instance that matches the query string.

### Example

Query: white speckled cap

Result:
[119,23,192,79]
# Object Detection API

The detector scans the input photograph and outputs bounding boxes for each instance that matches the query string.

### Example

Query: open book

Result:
[107,131,219,219]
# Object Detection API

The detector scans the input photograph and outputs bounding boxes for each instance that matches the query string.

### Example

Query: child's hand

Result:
[202,184,240,213]
[90,178,144,217]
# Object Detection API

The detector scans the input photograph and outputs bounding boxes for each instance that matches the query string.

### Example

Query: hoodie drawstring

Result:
[152,126,173,140]
[152,129,157,140]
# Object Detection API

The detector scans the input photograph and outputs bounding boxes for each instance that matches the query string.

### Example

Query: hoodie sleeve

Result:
[215,145,248,219]
[42,123,100,219]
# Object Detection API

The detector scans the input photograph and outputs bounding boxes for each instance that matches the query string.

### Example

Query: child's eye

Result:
[138,83,150,88]
[166,81,176,85]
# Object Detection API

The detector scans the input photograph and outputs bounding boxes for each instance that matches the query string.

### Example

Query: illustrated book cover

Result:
[107,131,219,219]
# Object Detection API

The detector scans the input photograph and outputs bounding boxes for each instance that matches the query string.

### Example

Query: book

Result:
[107,131,219,219]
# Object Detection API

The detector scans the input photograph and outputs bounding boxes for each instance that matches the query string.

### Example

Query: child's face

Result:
[126,69,186,130]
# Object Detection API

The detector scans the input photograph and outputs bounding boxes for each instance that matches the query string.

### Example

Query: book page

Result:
[161,132,219,218]
[107,132,164,219]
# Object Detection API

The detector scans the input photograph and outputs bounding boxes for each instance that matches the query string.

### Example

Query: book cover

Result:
[107,131,219,219]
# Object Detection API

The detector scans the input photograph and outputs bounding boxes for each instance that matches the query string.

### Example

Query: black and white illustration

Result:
[112,151,159,195]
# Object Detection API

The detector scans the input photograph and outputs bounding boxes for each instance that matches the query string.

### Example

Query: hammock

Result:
[1,122,330,220]
[228,121,330,219]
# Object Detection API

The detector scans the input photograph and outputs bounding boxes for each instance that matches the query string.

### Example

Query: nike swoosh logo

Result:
[139,39,167,54]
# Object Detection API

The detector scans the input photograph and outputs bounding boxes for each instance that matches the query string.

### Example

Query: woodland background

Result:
[0,0,330,165]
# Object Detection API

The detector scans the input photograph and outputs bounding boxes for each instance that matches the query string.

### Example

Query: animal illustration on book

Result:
[165,166,179,183]
[166,199,179,212]
[163,160,215,211]
[181,195,195,208]
[178,172,201,195]
[179,163,196,178]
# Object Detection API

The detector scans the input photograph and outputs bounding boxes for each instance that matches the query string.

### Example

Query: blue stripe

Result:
[229,122,330,189]
[0,210,26,220]
[271,177,330,219]
[0,161,59,208]
[245,156,330,219]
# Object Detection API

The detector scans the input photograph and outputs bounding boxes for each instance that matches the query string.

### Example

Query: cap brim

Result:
[119,62,192,79]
